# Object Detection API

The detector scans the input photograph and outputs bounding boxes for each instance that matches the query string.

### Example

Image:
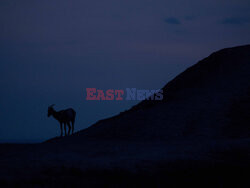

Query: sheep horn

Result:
[49,104,55,108]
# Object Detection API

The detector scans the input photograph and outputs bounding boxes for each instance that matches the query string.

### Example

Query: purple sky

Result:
[0,0,250,142]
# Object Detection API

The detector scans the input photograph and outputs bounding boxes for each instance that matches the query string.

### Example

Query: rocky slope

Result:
[60,44,250,142]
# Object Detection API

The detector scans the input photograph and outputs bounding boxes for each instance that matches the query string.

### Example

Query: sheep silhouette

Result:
[47,104,76,137]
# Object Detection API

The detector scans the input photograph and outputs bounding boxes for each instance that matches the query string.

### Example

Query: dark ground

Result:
[0,138,250,187]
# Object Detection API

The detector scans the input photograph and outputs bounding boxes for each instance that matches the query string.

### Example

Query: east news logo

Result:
[86,88,163,101]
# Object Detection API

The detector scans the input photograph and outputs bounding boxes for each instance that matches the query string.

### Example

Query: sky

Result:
[0,0,250,142]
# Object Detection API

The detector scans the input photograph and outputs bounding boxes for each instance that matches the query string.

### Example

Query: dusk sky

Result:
[0,0,250,142]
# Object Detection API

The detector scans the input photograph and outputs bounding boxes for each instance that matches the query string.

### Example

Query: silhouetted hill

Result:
[1,45,250,187]
[50,45,250,143]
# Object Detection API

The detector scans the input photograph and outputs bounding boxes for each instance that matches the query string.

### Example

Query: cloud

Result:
[164,17,181,25]
[220,17,250,25]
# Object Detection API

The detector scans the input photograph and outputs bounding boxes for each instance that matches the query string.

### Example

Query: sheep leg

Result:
[64,123,67,136]
[67,122,71,135]
[60,122,63,137]
[71,121,74,135]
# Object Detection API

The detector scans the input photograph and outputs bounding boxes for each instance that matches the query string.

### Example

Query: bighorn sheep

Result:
[47,104,76,137]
